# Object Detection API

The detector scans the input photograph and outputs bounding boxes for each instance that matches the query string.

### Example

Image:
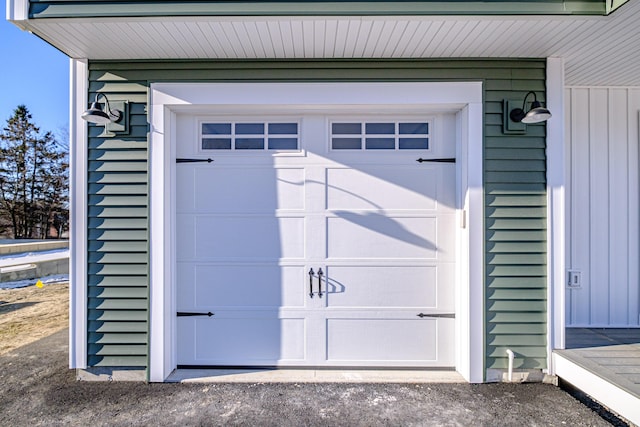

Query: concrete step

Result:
[0,240,68,255]
[0,240,69,283]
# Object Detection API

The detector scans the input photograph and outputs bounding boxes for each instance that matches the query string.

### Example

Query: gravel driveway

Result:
[0,329,622,426]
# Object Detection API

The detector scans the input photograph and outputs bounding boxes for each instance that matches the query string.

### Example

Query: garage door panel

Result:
[176,167,196,211]
[327,216,437,259]
[326,167,438,211]
[325,266,437,308]
[193,216,305,260]
[177,264,306,309]
[437,213,458,262]
[176,112,458,368]
[178,316,306,364]
[437,263,456,311]
[188,168,306,213]
[326,318,453,364]
[176,262,195,308]
[437,166,457,209]
[176,214,195,260]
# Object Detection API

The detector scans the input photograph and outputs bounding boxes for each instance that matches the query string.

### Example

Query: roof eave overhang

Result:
[6,0,640,86]
[22,0,629,19]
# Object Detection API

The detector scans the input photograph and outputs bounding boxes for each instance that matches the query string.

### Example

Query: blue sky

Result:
[1,0,69,139]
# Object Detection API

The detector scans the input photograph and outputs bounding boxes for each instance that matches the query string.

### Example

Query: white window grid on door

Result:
[330,119,432,151]
[199,120,301,152]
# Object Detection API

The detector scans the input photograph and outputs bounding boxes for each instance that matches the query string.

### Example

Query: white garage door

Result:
[175,114,456,367]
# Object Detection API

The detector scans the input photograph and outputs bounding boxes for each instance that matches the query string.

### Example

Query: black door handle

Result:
[308,268,315,298]
[317,268,323,298]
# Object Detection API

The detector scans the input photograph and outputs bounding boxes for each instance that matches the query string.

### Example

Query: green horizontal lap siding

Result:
[87,59,547,377]
[87,74,148,369]
[29,0,611,18]
[485,82,547,370]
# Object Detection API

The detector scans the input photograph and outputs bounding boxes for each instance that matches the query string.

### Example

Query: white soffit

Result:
[14,1,640,86]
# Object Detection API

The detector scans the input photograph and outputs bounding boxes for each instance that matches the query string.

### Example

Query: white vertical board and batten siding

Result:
[566,87,640,327]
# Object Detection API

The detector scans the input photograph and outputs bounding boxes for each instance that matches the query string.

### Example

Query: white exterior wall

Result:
[565,87,640,327]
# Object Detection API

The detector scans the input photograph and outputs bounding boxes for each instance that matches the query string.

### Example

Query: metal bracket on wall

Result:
[503,99,527,134]
[98,100,130,138]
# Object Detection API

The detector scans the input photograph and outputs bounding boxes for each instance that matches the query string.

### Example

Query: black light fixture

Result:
[81,93,123,125]
[509,91,552,124]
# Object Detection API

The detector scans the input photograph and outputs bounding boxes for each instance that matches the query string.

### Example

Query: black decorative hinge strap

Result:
[416,158,456,163]
[176,158,214,163]
[177,312,214,317]
[417,313,455,319]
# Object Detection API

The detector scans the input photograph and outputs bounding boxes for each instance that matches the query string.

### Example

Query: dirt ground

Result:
[0,328,621,427]
[0,283,629,426]
[0,282,68,355]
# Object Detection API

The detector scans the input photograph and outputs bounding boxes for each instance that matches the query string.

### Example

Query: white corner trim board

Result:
[148,82,484,382]
[69,58,89,369]
[546,57,567,371]
[5,0,29,22]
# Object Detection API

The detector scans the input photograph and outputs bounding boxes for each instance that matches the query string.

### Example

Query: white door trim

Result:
[149,81,484,382]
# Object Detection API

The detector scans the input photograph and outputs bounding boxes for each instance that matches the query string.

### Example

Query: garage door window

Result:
[331,121,430,150]
[201,122,299,150]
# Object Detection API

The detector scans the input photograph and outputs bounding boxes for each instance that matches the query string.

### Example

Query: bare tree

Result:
[0,105,68,239]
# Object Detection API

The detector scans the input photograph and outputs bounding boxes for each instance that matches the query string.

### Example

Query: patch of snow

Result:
[0,249,69,267]
[0,274,69,290]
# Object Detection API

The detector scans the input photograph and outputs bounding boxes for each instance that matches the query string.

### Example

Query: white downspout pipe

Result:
[506,349,515,382]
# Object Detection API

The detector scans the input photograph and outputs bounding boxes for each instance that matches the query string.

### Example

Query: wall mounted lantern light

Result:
[81,93,123,125]
[509,91,552,124]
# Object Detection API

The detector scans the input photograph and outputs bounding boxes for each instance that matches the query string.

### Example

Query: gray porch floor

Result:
[565,328,640,349]
[554,328,640,425]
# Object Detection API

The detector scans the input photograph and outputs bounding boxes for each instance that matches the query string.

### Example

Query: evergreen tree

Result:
[0,105,68,239]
